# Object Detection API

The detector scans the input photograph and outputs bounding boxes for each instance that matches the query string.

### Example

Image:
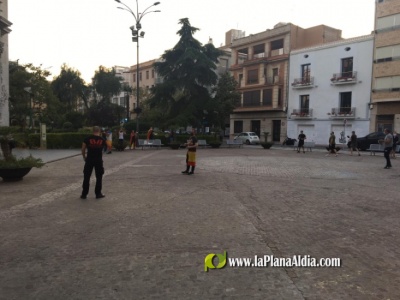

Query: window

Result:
[263,89,272,106]
[300,95,309,113]
[112,97,118,104]
[133,73,136,83]
[278,88,282,108]
[152,69,155,78]
[377,13,400,31]
[341,57,353,77]
[271,39,283,50]
[120,97,126,107]
[272,68,279,83]
[237,48,248,62]
[146,70,149,80]
[238,74,243,87]
[243,90,260,107]
[139,72,142,81]
[253,44,265,59]
[376,44,400,62]
[247,69,259,84]
[375,76,400,90]
[234,121,243,133]
[301,64,311,80]
[339,92,352,113]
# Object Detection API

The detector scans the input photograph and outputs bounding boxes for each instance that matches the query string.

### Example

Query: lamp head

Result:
[140,31,145,37]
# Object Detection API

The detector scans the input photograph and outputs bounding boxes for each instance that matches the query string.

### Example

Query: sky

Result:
[8,0,375,84]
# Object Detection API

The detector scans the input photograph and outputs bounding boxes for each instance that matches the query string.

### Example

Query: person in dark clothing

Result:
[297,130,306,153]
[380,128,393,169]
[81,126,106,199]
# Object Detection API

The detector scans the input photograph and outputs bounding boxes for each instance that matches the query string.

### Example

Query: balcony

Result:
[270,48,284,57]
[290,108,313,119]
[329,107,356,119]
[291,77,314,89]
[264,76,280,85]
[233,101,282,112]
[330,71,357,85]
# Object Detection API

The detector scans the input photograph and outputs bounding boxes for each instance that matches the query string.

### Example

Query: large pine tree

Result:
[149,18,222,127]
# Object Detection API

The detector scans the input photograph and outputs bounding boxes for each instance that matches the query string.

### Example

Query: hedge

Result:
[25,132,222,149]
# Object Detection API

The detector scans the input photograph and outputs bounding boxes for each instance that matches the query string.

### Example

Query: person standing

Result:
[106,129,112,154]
[147,127,154,141]
[130,130,136,149]
[81,126,106,199]
[350,131,361,156]
[391,131,398,159]
[326,132,338,157]
[297,130,306,153]
[118,128,125,151]
[182,129,198,175]
[380,128,393,169]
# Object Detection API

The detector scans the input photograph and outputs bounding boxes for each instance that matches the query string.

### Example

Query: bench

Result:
[368,144,400,155]
[226,140,243,148]
[293,141,315,152]
[138,139,163,150]
[197,140,208,148]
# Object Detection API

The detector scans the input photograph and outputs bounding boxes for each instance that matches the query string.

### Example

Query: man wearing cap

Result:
[81,126,106,199]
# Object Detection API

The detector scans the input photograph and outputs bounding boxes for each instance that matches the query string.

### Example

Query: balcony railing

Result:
[330,71,357,84]
[270,48,284,56]
[264,76,280,85]
[290,108,313,118]
[329,107,356,118]
[291,77,314,88]
[236,101,282,110]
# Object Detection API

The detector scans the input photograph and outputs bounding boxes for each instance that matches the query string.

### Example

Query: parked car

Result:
[356,131,386,151]
[234,132,260,145]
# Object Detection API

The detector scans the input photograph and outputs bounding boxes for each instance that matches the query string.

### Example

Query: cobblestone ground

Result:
[1,148,399,299]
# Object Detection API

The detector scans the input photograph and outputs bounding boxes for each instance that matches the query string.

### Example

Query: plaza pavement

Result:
[0,146,399,299]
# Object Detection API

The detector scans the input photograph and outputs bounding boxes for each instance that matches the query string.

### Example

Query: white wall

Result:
[287,36,374,145]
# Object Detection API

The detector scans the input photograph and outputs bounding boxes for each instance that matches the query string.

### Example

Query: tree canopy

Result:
[51,64,88,112]
[9,62,61,128]
[148,18,222,128]
[92,66,122,102]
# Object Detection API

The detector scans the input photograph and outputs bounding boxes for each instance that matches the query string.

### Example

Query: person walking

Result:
[81,126,106,199]
[130,130,136,149]
[297,130,306,153]
[182,129,198,175]
[326,132,338,157]
[391,131,398,159]
[380,128,393,169]
[349,131,361,156]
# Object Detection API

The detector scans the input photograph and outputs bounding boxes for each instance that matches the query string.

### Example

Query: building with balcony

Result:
[229,22,342,142]
[0,0,12,126]
[371,0,400,132]
[127,59,161,121]
[287,35,374,145]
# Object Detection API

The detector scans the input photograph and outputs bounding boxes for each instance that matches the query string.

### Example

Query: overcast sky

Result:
[9,0,375,83]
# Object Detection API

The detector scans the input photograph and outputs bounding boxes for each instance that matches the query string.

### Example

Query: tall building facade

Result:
[229,23,342,142]
[288,35,374,145]
[0,0,12,126]
[371,0,400,132]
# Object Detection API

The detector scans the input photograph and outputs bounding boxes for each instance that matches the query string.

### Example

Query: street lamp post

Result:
[114,0,161,134]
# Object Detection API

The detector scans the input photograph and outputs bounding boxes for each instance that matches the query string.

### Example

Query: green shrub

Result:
[0,155,45,169]
[28,133,89,149]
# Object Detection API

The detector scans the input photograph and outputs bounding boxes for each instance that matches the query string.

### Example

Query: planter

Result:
[0,167,32,181]
[261,142,273,149]
[208,143,221,148]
